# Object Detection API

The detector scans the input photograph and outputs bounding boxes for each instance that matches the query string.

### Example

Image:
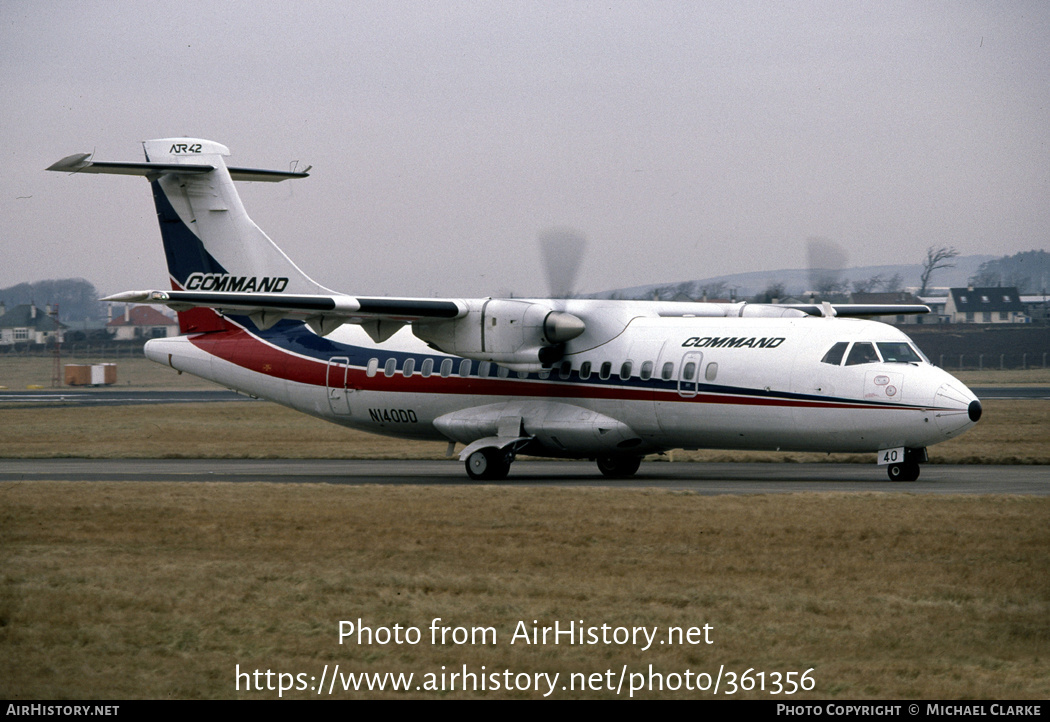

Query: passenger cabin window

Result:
[619,361,633,380]
[366,358,379,377]
[458,359,472,377]
[705,362,718,381]
[478,361,491,377]
[559,361,572,379]
[384,358,397,377]
[402,358,415,377]
[876,342,922,364]
[640,361,653,380]
[579,361,592,379]
[845,342,880,366]
[498,365,510,378]
[599,362,612,380]
[661,362,674,380]
[682,361,697,381]
[421,358,434,377]
[821,342,849,366]
[440,358,453,377]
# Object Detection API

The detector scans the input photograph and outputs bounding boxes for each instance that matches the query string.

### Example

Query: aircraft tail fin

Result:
[139,139,328,296]
[49,138,328,333]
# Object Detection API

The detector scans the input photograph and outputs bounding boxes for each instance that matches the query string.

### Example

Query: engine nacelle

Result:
[413,299,585,371]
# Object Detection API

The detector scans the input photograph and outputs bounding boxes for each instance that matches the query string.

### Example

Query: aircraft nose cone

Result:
[933,383,980,438]
[968,399,982,423]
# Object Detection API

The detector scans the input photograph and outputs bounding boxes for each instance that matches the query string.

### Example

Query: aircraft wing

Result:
[785,304,930,318]
[103,289,465,341]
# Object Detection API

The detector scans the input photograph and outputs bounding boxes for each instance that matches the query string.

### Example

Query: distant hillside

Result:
[589,255,996,301]
[970,250,1050,293]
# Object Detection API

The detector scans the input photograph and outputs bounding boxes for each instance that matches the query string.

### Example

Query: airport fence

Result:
[0,343,146,358]
[935,353,1048,371]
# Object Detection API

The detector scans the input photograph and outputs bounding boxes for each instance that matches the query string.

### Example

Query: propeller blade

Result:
[806,236,849,300]
[539,227,587,298]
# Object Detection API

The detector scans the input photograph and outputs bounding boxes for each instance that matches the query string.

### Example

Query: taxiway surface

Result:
[2,459,1046,494]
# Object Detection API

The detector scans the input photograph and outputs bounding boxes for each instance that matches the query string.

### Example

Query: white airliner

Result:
[48,138,982,481]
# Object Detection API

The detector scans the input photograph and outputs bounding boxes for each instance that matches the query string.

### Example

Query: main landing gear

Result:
[465,448,514,481]
[464,450,645,480]
[595,455,642,478]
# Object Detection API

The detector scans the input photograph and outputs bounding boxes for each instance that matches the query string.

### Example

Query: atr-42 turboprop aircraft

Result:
[49,138,982,481]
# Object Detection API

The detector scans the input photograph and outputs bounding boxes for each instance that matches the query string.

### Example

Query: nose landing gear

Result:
[886,462,920,482]
[884,447,927,482]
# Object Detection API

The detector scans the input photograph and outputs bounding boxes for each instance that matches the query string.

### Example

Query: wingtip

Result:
[46,153,92,173]
[100,291,156,303]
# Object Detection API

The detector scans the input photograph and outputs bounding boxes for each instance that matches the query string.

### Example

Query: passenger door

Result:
[326,356,352,415]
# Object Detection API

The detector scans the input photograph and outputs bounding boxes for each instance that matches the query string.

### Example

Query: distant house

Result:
[1020,294,1050,322]
[918,296,949,322]
[849,291,930,325]
[106,305,179,340]
[0,303,66,345]
[944,287,1027,324]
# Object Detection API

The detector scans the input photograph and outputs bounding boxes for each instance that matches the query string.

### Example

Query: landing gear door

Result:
[326,356,352,415]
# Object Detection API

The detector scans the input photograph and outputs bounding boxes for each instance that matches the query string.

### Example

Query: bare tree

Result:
[918,246,959,296]
[882,273,904,293]
[851,274,884,294]
[755,280,786,303]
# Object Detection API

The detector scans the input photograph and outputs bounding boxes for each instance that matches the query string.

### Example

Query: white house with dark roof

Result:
[0,303,66,345]
[944,287,1027,324]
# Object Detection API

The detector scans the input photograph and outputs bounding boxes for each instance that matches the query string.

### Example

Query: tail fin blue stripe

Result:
[150,180,228,286]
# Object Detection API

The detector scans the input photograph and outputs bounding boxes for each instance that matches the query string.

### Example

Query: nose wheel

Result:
[886,462,920,482]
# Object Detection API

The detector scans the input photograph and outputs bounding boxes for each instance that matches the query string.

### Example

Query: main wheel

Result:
[596,455,642,478]
[465,448,512,481]
[887,462,920,482]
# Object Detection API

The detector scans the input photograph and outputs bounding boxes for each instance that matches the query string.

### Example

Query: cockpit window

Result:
[845,342,880,366]
[821,342,849,365]
[876,342,923,364]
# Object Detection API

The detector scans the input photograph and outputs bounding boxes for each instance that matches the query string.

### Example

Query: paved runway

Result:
[2,458,1047,494]
[0,389,253,405]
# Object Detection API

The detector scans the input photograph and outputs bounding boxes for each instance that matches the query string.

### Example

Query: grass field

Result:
[0,356,215,390]
[1,483,1047,699]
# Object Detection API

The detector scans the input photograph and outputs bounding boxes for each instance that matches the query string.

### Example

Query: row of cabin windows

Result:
[364,357,720,382]
[820,341,924,367]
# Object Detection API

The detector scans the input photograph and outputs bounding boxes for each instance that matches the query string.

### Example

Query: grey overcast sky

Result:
[3,1,1048,298]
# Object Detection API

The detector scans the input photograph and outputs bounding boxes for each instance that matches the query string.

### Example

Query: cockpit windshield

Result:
[822,340,927,366]
[876,342,923,364]
[845,342,879,366]
[820,342,848,365]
